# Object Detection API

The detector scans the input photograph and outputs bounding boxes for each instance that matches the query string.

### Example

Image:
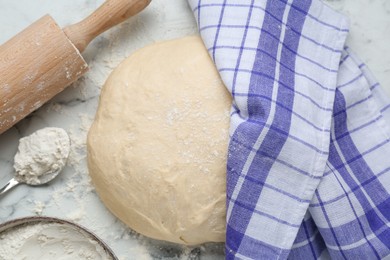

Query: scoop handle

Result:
[0,178,20,197]
[63,0,151,53]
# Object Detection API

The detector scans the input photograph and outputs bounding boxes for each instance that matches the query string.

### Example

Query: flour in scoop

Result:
[14,127,70,185]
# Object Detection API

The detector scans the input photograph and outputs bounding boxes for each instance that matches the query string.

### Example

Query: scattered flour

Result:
[33,201,46,215]
[0,222,114,260]
[14,128,70,185]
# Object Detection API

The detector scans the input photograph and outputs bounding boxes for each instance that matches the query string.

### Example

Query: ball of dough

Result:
[87,36,231,245]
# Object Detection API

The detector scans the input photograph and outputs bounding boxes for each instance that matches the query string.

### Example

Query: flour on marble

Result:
[14,127,70,185]
[33,201,46,215]
[0,222,113,260]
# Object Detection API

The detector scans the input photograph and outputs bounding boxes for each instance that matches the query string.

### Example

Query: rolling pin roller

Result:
[0,0,151,135]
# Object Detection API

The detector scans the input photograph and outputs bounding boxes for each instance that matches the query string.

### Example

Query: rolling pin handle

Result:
[63,0,151,53]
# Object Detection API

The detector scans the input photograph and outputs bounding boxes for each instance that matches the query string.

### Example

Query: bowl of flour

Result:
[0,216,117,260]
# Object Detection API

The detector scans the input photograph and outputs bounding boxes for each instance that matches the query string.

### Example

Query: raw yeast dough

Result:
[87,36,231,245]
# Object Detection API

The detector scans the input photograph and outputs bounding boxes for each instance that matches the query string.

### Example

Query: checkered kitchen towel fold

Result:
[187,0,390,259]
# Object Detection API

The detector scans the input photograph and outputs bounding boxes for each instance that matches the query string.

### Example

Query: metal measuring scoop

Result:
[0,128,70,196]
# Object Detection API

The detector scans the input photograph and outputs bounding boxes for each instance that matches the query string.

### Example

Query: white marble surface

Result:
[0,0,389,259]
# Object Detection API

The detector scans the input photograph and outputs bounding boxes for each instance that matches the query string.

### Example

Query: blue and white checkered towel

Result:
[187,0,390,259]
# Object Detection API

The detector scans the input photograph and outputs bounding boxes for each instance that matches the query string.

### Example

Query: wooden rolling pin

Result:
[0,0,151,134]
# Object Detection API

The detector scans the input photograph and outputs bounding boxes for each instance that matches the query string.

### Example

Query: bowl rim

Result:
[0,216,118,260]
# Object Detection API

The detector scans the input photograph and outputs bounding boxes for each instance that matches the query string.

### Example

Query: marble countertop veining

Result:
[0,0,389,259]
